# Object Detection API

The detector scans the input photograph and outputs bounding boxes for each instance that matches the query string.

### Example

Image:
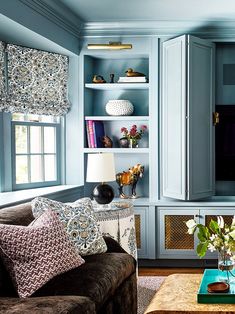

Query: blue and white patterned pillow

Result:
[31,197,107,256]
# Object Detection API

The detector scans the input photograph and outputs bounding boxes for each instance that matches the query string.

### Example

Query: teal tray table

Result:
[198,269,235,304]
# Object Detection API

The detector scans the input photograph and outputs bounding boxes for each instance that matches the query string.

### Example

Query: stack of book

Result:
[86,120,105,148]
[117,76,148,83]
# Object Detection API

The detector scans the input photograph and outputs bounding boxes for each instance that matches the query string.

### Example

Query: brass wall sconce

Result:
[87,42,132,50]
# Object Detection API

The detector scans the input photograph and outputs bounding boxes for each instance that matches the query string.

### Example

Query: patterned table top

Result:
[145,274,235,314]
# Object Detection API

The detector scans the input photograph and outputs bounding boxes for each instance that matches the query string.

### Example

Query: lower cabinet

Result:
[158,208,200,259]
[134,205,156,259]
[158,207,235,259]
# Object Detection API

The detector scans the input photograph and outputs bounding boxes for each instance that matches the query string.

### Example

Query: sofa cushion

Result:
[31,197,107,256]
[0,203,34,226]
[0,210,85,298]
[33,252,136,311]
[0,295,96,314]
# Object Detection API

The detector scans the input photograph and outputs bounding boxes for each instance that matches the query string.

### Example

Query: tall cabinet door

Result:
[187,36,215,199]
[162,35,187,200]
[162,35,215,200]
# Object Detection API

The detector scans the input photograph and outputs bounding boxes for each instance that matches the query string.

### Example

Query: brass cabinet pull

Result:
[213,112,219,126]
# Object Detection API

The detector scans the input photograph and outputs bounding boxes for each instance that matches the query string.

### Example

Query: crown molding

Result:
[19,0,82,37]
[81,20,235,39]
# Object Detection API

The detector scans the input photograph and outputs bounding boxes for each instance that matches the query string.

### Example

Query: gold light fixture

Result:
[87,42,132,50]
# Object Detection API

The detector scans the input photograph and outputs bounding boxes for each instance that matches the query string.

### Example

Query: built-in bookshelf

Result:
[81,38,159,201]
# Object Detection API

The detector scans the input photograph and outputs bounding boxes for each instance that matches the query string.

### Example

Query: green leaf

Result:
[197,225,210,241]
[196,241,208,258]
[209,220,219,234]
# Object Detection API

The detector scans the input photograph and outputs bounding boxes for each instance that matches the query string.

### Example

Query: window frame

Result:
[11,119,61,190]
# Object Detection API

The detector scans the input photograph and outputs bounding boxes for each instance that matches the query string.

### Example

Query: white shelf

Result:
[83,148,149,153]
[85,116,149,121]
[85,83,149,90]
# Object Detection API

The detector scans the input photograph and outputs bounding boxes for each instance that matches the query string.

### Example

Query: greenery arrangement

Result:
[186,216,235,258]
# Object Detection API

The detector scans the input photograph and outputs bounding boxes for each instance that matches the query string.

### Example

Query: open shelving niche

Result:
[81,47,158,201]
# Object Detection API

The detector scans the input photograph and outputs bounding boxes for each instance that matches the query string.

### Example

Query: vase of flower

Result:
[186,215,235,283]
[128,138,138,148]
[218,247,235,283]
[120,124,147,149]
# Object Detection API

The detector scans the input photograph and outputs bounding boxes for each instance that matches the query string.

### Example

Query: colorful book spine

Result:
[87,120,95,148]
[86,120,91,148]
[93,121,105,148]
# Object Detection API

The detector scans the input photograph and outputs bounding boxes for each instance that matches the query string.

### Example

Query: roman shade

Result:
[0,41,6,111]
[1,43,70,116]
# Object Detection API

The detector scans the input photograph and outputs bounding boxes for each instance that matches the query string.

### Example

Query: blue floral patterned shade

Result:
[0,41,6,110]
[4,44,70,116]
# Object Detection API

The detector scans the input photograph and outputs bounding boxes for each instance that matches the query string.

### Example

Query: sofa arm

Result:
[103,236,127,253]
[0,295,95,314]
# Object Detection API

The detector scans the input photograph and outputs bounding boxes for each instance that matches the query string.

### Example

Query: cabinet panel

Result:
[188,36,215,199]
[158,208,200,258]
[162,35,215,200]
[134,206,148,258]
[162,35,187,200]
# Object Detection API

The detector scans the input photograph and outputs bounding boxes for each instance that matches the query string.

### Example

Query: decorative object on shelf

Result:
[116,163,144,199]
[110,73,114,83]
[118,76,148,83]
[120,124,147,148]
[105,99,134,116]
[125,68,145,77]
[87,42,132,50]
[186,216,235,283]
[102,135,113,148]
[86,153,116,204]
[119,137,129,148]
[92,75,106,83]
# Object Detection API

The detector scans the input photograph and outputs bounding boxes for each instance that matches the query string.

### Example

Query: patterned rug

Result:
[137,276,166,314]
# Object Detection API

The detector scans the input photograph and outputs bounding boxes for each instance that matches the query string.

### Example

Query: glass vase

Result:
[128,138,139,148]
[218,248,235,283]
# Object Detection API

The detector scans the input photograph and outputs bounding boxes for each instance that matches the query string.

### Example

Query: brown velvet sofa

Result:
[0,202,137,314]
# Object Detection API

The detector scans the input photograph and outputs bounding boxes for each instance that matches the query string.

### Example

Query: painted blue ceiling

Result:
[58,0,235,22]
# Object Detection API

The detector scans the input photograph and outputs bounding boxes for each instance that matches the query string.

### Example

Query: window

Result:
[12,113,61,190]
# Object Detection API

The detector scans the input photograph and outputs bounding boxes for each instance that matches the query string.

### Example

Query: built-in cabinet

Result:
[158,207,234,259]
[162,35,215,200]
[80,35,235,262]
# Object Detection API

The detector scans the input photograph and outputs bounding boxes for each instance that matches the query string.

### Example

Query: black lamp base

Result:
[92,183,114,204]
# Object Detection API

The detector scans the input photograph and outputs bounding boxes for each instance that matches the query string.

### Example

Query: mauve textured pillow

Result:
[31,197,107,256]
[0,210,85,298]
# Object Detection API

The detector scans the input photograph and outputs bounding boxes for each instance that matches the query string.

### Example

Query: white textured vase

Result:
[105,100,134,116]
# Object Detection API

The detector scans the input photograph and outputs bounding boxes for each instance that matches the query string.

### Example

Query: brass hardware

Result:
[87,42,132,50]
[213,112,219,126]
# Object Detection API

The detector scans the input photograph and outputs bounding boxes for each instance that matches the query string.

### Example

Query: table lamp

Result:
[86,153,116,204]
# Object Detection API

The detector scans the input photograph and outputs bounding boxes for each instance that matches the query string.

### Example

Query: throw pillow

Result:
[0,210,85,298]
[67,212,107,256]
[32,197,93,221]
[31,197,107,256]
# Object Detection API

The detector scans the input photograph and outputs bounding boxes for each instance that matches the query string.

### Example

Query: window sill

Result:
[0,185,81,208]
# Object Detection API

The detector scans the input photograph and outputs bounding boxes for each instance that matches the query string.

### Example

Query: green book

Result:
[198,269,235,304]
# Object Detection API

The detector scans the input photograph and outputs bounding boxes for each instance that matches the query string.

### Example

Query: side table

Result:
[93,201,137,260]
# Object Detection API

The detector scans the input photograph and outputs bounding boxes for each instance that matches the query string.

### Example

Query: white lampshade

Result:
[86,153,116,182]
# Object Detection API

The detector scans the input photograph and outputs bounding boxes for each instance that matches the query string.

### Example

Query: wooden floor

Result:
[138,267,204,276]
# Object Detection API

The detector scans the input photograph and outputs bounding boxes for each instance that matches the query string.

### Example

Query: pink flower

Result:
[121,124,148,140]
[130,128,137,136]
[121,127,128,133]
